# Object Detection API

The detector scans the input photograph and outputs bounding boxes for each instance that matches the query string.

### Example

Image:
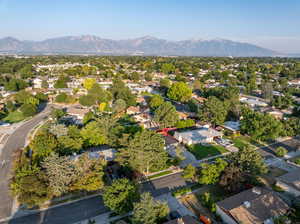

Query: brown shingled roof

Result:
[217,187,289,224]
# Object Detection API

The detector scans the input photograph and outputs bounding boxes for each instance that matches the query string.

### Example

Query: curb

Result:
[0,193,103,223]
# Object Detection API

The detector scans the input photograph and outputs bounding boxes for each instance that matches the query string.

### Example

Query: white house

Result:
[32,78,43,89]
[174,127,222,145]
[70,146,116,162]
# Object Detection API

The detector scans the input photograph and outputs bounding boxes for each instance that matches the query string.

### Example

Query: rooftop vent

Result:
[243,201,251,208]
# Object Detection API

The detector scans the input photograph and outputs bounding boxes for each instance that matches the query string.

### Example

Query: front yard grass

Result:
[147,170,173,180]
[231,136,250,149]
[4,110,25,123]
[188,144,228,160]
[290,155,300,165]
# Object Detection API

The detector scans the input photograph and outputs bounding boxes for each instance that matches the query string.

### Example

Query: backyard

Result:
[188,144,228,160]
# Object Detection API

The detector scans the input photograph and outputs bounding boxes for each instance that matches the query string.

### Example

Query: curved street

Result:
[0,104,52,221]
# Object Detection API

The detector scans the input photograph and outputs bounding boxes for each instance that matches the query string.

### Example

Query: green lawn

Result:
[3,110,25,123]
[147,170,173,180]
[188,144,228,160]
[290,156,300,165]
[231,136,250,149]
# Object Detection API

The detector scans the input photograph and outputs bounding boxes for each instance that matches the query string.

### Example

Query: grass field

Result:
[188,144,228,160]
[4,110,25,123]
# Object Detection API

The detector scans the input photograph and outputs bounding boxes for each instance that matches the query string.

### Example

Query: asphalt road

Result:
[0,105,52,221]
[1,173,188,224]
[1,196,108,224]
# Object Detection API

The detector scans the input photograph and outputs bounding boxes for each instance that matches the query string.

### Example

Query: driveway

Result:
[156,193,194,217]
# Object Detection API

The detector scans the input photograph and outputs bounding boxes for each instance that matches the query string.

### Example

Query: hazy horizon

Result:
[1,0,300,53]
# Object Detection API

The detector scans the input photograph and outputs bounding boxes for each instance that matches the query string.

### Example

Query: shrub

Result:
[276,147,288,157]
[294,158,300,165]
[172,186,192,197]
[200,192,217,213]
[19,103,37,117]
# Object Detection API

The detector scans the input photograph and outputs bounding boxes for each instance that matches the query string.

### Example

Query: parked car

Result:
[0,122,10,127]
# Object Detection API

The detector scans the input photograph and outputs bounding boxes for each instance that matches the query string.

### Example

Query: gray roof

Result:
[277,169,300,191]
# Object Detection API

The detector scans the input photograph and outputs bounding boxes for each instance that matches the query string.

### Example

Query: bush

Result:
[200,192,217,213]
[55,93,75,104]
[272,184,285,192]
[172,186,192,197]
[294,158,300,165]
[276,147,288,157]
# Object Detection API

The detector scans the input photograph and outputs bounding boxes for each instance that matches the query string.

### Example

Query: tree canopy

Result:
[167,82,192,102]
[117,129,168,174]
[103,178,139,214]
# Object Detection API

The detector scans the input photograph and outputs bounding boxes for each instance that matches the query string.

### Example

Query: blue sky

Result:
[1,0,300,53]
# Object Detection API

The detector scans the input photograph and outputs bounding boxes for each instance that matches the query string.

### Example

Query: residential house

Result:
[216,187,289,224]
[71,146,116,162]
[32,77,43,89]
[276,169,300,197]
[48,77,58,89]
[263,108,284,120]
[288,78,300,87]
[66,104,90,120]
[177,112,189,120]
[98,81,113,90]
[127,106,141,115]
[163,215,200,224]
[174,127,222,145]
[222,121,240,133]
[67,78,83,89]
[240,95,268,108]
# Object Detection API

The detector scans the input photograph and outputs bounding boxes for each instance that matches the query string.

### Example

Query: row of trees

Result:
[11,152,105,207]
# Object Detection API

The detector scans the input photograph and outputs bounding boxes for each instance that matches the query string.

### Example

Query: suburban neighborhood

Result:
[0,55,299,224]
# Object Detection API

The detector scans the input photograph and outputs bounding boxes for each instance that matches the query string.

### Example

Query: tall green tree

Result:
[109,78,136,106]
[198,96,229,125]
[167,82,192,102]
[240,108,283,141]
[42,153,79,196]
[149,94,164,110]
[80,121,107,146]
[153,102,179,128]
[199,158,228,185]
[132,192,169,224]
[117,130,168,174]
[229,145,267,175]
[103,178,139,214]
[30,131,58,161]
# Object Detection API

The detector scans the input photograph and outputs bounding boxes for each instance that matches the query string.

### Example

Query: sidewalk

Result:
[75,193,194,224]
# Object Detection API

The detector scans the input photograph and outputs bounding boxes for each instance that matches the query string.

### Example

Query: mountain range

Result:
[0,35,287,57]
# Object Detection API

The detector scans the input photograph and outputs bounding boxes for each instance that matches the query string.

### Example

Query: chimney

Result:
[178,218,184,224]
